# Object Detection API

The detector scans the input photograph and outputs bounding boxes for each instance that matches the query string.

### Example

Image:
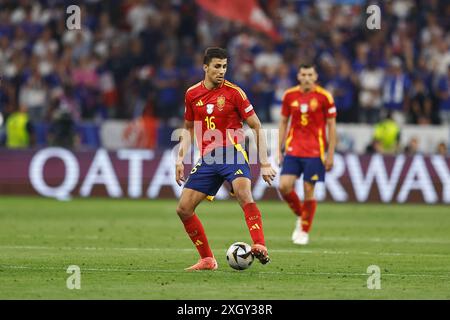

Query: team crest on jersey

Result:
[310,98,318,111]
[217,95,226,111]
[206,103,214,114]
[300,103,308,113]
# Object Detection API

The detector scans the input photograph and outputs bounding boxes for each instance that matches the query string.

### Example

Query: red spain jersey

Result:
[281,85,337,160]
[185,80,255,155]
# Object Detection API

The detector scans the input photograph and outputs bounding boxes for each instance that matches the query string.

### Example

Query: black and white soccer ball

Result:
[226,242,254,270]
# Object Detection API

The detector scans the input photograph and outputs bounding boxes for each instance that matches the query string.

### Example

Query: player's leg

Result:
[293,157,323,245]
[176,188,217,270]
[279,174,303,240]
[278,155,304,241]
[178,159,223,271]
[231,177,270,264]
[301,181,317,232]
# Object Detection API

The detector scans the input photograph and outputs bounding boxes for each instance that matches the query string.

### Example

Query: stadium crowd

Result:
[0,0,449,152]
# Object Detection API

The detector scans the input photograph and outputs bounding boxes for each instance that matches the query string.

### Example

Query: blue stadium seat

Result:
[77,122,100,148]
[33,122,49,147]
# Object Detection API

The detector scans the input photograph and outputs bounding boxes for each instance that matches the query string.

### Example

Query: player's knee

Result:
[234,189,253,206]
[176,204,192,220]
[304,183,315,199]
[278,183,293,195]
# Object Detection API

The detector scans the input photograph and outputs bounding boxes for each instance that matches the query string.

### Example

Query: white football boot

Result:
[291,217,302,241]
[293,231,309,245]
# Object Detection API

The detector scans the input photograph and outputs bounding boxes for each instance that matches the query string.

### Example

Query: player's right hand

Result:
[261,164,276,186]
[175,162,185,186]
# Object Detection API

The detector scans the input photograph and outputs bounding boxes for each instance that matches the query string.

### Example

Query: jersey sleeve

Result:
[234,87,255,120]
[323,91,337,118]
[281,92,291,117]
[184,91,194,121]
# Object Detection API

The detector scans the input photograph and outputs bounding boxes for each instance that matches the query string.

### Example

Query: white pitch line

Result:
[0,245,449,258]
[319,236,450,245]
[0,264,449,279]
[11,234,450,245]
[210,235,450,245]
[17,235,100,240]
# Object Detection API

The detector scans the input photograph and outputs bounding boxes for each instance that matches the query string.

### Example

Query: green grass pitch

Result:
[0,196,449,299]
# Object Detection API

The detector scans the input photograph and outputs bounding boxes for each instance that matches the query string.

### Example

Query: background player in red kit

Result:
[175,47,276,270]
[278,64,337,245]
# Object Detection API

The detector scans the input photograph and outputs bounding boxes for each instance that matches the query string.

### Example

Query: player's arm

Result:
[246,114,276,185]
[175,120,194,186]
[325,117,336,171]
[278,114,289,166]
[278,91,291,166]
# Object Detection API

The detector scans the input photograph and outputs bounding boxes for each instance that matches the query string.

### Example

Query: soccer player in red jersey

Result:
[175,47,277,270]
[278,64,337,245]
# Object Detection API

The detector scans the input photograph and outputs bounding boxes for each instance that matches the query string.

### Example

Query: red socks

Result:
[243,202,265,246]
[281,190,317,233]
[301,200,317,232]
[281,190,302,217]
[182,213,213,258]
[182,204,267,256]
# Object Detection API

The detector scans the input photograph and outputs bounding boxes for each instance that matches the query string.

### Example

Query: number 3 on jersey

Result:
[301,114,309,126]
[205,116,216,130]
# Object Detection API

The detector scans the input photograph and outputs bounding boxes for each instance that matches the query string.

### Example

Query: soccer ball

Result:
[226,242,254,270]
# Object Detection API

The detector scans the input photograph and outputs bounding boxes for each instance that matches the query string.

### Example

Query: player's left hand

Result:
[261,163,276,186]
[325,156,334,171]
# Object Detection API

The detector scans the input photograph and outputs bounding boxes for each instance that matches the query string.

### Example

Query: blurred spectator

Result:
[18,68,48,122]
[436,65,450,124]
[122,102,159,149]
[48,109,80,149]
[326,59,356,123]
[365,139,383,154]
[352,42,369,74]
[56,84,81,122]
[358,60,384,124]
[382,57,411,125]
[373,112,401,154]
[126,0,157,35]
[420,13,443,48]
[32,27,58,58]
[409,77,432,124]
[254,40,282,77]
[436,142,448,156]
[270,63,295,122]
[5,104,34,148]
[251,67,275,123]
[403,137,420,156]
[154,55,180,122]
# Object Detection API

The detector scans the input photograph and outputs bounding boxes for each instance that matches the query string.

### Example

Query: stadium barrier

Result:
[0,147,449,204]
[99,121,450,153]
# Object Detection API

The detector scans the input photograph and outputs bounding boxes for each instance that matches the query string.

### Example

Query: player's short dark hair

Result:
[203,47,228,65]
[298,63,316,70]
